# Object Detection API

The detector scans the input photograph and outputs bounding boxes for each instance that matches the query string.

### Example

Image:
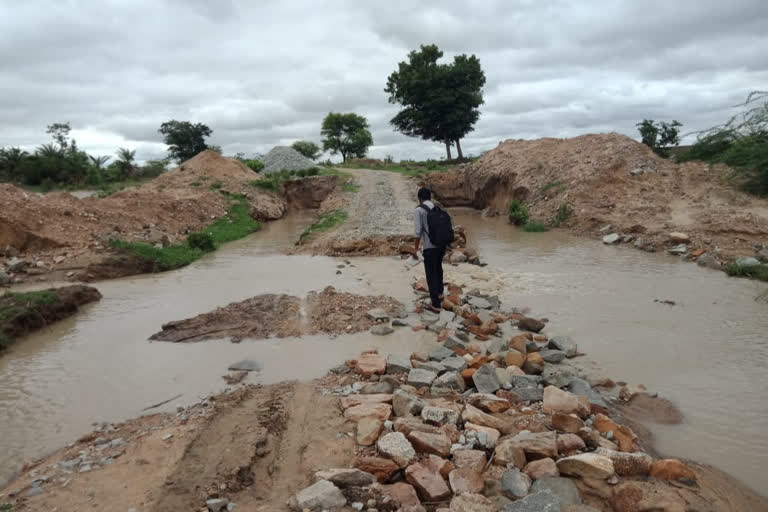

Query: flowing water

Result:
[1,210,767,495]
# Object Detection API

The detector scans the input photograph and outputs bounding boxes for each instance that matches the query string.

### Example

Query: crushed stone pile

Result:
[262,146,318,174]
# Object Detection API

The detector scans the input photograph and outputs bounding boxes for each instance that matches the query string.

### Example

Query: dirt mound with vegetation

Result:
[425,133,768,263]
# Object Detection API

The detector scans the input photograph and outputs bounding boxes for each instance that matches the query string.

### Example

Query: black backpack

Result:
[419,203,455,247]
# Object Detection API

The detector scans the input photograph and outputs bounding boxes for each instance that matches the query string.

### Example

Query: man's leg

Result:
[437,247,445,298]
[423,248,441,308]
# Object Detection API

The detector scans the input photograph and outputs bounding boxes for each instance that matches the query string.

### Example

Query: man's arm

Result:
[414,208,423,253]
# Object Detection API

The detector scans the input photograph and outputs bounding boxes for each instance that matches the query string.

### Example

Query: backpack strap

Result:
[418,203,430,211]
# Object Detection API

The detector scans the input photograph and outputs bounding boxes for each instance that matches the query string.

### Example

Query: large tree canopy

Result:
[158,120,213,163]
[321,112,373,163]
[385,44,486,160]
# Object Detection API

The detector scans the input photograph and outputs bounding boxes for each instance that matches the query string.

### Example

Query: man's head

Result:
[417,187,431,204]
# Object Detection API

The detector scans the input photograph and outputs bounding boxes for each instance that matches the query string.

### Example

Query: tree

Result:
[636,119,682,157]
[46,122,72,151]
[292,140,321,160]
[385,44,486,160]
[321,113,373,163]
[158,120,213,162]
[115,148,137,178]
[88,155,110,170]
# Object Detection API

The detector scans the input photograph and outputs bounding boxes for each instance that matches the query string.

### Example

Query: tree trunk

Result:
[455,139,464,160]
[445,141,452,160]
[341,151,346,163]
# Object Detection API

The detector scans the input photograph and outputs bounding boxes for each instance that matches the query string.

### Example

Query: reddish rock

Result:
[447,293,461,305]
[423,455,454,479]
[407,431,452,457]
[496,389,524,405]
[343,403,392,422]
[382,482,421,507]
[557,433,586,455]
[461,404,515,434]
[518,317,545,333]
[415,278,428,292]
[442,423,462,444]
[356,417,384,446]
[464,422,501,447]
[493,313,508,323]
[448,467,485,494]
[552,413,586,433]
[411,352,429,362]
[542,386,591,418]
[593,414,639,453]
[412,325,426,332]
[650,459,697,481]
[479,320,498,335]
[509,334,529,355]
[557,453,615,479]
[475,333,491,341]
[405,462,452,502]
[452,449,487,473]
[468,313,482,325]
[595,448,653,477]
[468,355,491,369]
[442,300,456,312]
[468,393,511,414]
[496,431,558,461]
[504,349,525,368]
[357,352,387,376]
[611,482,644,512]
[352,456,399,482]
[494,441,527,468]
[438,329,455,342]
[340,394,393,409]
[394,417,442,436]
[523,458,559,480]
[533,335,548,342]
[526,352,544,365]
[461,368,477,386]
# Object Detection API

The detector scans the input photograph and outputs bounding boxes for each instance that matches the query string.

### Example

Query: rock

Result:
[523,458,559,480]
[468,296,492,309]
[756,247,768,263]
[393,389,426,417]
[449,493,495,512]
[392,318,410,327]
[382,482,422,508]
[295,480,347,511]
[449,467,485,494]
[504,349,525,368]
[540,350,566,364]
[341,394,393,409]
[577,427,619,451]
[450,251,468,263]
[206,499,229,512]
[467,393,511,414]
[377,432,417,468]
[442,356,468,372]
[444,336,467,351]
[562,506,600,512]
[424,455,455,479]
[432,371,466,394]
[362,380,394,394]
[452,449,487,473]
[567,378,608,409]
[552,413,585,434]
[371,324,394,335]
[394,417,442,437]
[518,317,545,333]
[499,431,557,461]
[734,256,761,266]
[0,270,10,285]
[405,461,452,502]
[7,257,27,272]
[556,453,614,479]
[501,489,561,511]
[618,384,647,401]
[594,448,652,476]
[602,233,620,244]
[344,403,392,422]
[430,344,457,361]
[25,486,44,497]
[543,386,590,417]
[357,417,384,446]
[650,458,697,481]
[501,468,531,499]
[227,359,262,372]
[408,368,438,389]
[531,477,581,506]
[464,422,501,449]
[547,336,578,357]
[387,354,412,374]
[407,430,452,457]
[461,404,515,434]
[421,405,460,426]
[358,352,387,375]
[667,244,688,255]
[473,364,501,394]
[367,308,390,322]
[497,366,525,386]
[352,456,399,482]
[522,353,544,375]
[668,232,690,244]
[315,468,377,488]
[592,414,638,452]
[556,433,586,455]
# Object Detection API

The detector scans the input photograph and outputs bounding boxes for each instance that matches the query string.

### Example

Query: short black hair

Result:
[417,187,431,201]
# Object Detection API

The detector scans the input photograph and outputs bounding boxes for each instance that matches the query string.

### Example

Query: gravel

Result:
[261,146,318,174]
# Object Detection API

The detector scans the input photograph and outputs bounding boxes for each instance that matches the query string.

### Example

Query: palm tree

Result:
[115,148,138,178]
[88,155,110,170]
[36,143,63,158]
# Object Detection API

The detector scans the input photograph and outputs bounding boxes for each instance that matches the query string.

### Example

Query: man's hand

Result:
[414,237,421,253]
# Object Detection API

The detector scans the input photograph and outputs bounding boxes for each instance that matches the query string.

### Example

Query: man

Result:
[414,187,444,312]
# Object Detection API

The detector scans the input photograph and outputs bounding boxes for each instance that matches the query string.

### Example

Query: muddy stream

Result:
[1,210,767,496]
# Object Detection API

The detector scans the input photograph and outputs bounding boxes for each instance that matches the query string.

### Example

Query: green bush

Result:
[508,199,529,225]
[522,221,549,232]
[724,262,768,282]
[244,159,264,172]
[187,232,215,252]
[552,203,573,227]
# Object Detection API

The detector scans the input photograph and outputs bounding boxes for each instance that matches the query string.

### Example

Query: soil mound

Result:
[425,133,768,261]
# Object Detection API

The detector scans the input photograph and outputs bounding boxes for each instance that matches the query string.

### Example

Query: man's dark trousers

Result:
[423,247,445,308]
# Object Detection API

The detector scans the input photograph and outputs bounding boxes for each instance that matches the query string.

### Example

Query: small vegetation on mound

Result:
[110,197,259,271]
[299,210,348,243]
[522,221,549,232]
[507,199,529,225]
[541,181,566,193]
[551,203,574,227]
[724,262,768,282]
[249,168,321,192]
[339,158,458,178]
[1,291,58,349]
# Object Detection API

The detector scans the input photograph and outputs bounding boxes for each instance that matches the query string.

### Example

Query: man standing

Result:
[414,187,445,312]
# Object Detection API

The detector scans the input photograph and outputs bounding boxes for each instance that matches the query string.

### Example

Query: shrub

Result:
[187,232,215,252]
[725,262,768,282]
[508,199,529,225]
[552,203,573,227]
[522,221,549,232]
[244,159,264,172]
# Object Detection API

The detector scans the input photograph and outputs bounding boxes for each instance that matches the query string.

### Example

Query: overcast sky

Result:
[1,0,767,163]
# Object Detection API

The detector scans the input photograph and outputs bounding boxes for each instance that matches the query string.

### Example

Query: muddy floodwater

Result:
[1,210,767,495]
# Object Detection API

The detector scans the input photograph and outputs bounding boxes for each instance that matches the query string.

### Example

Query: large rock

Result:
[577,427,619,451]
[547,336,578,357]
[543,386,590,417]
[556,433,586,455]
[407,430,452,457]
[523,458,559,480]
[421,405,459,426]
[408,368,438,389]
[473,364,501,394]
[530,477,582,506]
[594,448,652,477]
[603,233,620,244]
[501,468,531,499]
[452,449,487,473]
[541,365,577,388]
[540,350,566,364]
[592,414,638,452]
[357,352,387,376]
[504,349,526,368]
[382,482,421,508]
[517,317,545,333]
[464,422,501,449]
[406,462,452,502]
[495,439,527,468]
[449,467,485,494]
[343,403,392,422]
[501,489,561,511]
[430,344,456,361]
[442,356,468,372]
[340,394,393,409]
[367,308,390,322]
[650,459,696,481]
[556,453,614,479]
[387,354,412,374]
[450,493,496,512]
[567,378,608,409]
[352,456,399,482]
[393,389,426,417]
[315,468,376,488]
[394,417,442,436]
[356,417,384,446]
[551,413,585,434]
[668,232,690,243]
[377,432,417,468]
[467,393,511,414]
[498,431,557,461]
[461,404,515,434]
[432,370,466,393]
[295,480,347,511]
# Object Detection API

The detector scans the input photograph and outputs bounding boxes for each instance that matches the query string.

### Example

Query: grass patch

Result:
[541,181,566,194]
[343,182,360,192]
[551,203,573,227]
[109,197,259,271]
[507,199,529,225]
[337,158,453,178]
[724,262,768,282]
[299,210,348,243]
[522,221,549,232]
[209,181,223,190]
[1,290,59,350]
[190,181,201,187]
[1,502,13,511]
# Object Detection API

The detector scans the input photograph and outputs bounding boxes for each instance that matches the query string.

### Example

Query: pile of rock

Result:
[261,146,318,174]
